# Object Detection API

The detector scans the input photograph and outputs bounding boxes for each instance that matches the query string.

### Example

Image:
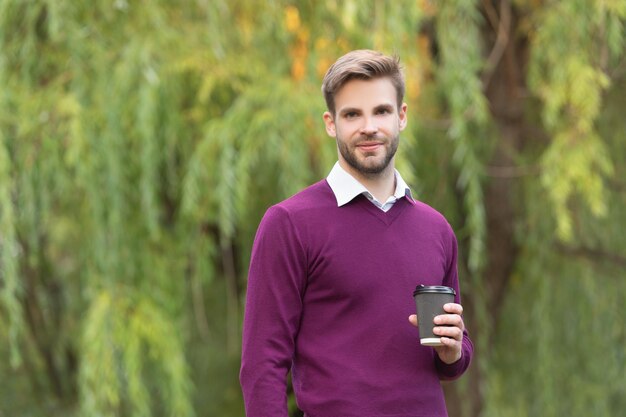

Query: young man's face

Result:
[323,77,407,179]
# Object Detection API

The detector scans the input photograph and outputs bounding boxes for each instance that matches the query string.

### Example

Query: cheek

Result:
[342,121,364,137]
[334,124,352,139]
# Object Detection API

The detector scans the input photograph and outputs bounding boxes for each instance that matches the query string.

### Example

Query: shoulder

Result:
[258,180,334,229]
[411,199,452,227]
[407,198,456,240]
[406,199,459,265]
[271,180,335,215]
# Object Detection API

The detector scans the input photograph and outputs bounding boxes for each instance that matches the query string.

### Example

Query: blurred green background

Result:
[1,1,625,416]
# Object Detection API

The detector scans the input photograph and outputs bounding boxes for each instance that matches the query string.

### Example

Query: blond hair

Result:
[321,50,405,115]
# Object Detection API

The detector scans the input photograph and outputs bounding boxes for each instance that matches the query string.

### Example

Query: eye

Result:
[344,111,359,119]
[376,108,391,115]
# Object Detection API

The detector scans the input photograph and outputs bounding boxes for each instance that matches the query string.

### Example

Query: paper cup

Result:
[413,285,456,346]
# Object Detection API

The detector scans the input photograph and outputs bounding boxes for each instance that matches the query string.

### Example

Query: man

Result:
[240,50,473,417]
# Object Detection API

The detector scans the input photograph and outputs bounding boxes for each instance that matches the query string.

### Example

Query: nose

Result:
[360,117,378,136]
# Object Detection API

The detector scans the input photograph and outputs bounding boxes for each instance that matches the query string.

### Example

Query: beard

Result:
[336,133,399,176]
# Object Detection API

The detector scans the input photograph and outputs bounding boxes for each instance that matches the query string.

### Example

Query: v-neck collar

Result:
[349,193,413,226]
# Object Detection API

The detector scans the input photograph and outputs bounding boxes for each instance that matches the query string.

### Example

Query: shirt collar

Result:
[326,161,413,207]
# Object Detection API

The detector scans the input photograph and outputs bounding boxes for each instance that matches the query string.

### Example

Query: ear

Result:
[398,103,408,131]
[323,111,336,137]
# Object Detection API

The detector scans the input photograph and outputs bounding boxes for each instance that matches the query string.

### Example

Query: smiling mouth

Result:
[357,142,384,152]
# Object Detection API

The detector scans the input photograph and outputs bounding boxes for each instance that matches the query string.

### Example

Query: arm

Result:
[239,206,307,417]
[408,224,473,379]
[435,226,473,380]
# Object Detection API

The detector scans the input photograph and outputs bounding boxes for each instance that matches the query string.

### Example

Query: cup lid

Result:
[413,285,456,297]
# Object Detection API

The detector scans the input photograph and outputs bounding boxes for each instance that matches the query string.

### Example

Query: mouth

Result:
[356,142,384,152]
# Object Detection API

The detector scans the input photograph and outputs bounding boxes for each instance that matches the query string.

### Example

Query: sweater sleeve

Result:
[436,223,474,380]
[240,205,307,417]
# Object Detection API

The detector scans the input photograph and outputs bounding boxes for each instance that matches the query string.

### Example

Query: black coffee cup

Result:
[413,285,456,346]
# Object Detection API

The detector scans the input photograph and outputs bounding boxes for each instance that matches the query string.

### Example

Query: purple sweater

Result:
[240,180,473,417]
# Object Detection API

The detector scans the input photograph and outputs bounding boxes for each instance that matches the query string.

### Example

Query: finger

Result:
[434,325,463,341]
[439,335,462,347]
[443,303,463,315]
[434,314,465,330]
[408,314,418,327]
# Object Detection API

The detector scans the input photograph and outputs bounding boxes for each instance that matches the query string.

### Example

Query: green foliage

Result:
[485,219,626,417]
[79,290,194,417]
[0,130,21,367]
[528,0,623,240]
[435,0,489,274]
[181,78,330,243]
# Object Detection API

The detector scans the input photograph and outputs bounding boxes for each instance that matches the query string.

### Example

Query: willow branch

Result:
[191,270,211,342]
[556,243,626,268]
[482,0,512,90]
[482,0,501,32]
[486,164,541,178]
[221,236,240,357]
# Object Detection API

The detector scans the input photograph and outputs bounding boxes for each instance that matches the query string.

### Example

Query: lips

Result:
[357,142,383,152]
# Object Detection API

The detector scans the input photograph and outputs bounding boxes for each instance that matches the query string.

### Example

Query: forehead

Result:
[334,77,397,112]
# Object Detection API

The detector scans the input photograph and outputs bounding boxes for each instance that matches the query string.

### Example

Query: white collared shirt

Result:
[326,162,413,212]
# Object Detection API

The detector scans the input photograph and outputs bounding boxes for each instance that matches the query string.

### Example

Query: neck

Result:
[340,160,396,203]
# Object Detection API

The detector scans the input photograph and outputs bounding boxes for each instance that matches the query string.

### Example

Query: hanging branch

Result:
[555,243,626,268]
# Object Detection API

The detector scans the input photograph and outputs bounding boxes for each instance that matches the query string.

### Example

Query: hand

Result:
[408,303,465,364]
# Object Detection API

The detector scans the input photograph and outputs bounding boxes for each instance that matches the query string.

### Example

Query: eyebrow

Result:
[338,103,395,116]
[374,104,395,113]
[338,107,361,116]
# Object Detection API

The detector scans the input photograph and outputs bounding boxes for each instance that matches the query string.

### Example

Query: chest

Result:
[302,212,450,308]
